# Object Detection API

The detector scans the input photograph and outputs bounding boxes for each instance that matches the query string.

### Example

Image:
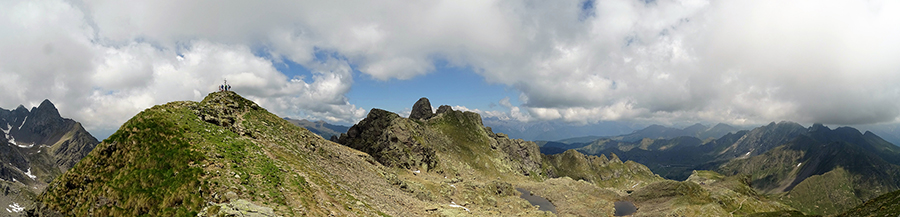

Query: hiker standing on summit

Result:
[219,79,231,92]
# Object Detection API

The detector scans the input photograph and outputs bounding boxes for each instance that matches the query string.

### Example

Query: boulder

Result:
[409,97,433,120]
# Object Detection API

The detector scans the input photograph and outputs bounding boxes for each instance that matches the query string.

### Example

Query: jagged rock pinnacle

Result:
[409,97,433,120]
[435,105,453,115]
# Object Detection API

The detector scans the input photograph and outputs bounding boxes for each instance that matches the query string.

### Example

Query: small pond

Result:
[614,200,637,216]
[515,188,557,214]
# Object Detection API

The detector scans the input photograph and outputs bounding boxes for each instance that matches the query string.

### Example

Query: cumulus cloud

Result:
[2,0,899,138]
[0,0,366,134]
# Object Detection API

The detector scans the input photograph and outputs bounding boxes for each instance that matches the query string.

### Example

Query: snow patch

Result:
[3,123,13,146]
[3,123,29,148]
[25,168,36,180]
[6,202,24,213]
[449,202,469,212]
[19,116,27,129]
[16,142,32,148]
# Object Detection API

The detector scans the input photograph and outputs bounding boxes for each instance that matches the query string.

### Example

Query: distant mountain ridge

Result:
[614,123,741,142]
[567,121,900,216]
[535,123,742,155]
[0,100,98,215]
[482,118,634,141]
[282,118,349,140]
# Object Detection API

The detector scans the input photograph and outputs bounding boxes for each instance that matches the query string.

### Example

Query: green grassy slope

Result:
[837,188,900,217]
[31,92,426,216]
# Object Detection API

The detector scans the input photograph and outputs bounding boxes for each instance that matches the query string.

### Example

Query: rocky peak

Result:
[11,105,29,125]
[33,99,61,119]
[809,123,829,132]
[435,105,453,115]
[21,99,65,134]
[409,97,433,120]
[339,97,541,176]
[0,99,98,213]
[338,108,435,170]
[195,91,262,136]
[14,105,27,113]
[609,152,622,163]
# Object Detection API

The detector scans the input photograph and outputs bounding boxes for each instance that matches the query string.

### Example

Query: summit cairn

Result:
[409,97,433,120]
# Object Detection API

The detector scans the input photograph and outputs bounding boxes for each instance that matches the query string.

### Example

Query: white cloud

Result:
[0,0,366,134]
[75,40,366,130]
[2,0,900,138]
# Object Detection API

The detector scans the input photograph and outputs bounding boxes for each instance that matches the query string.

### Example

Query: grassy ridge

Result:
[39,102,207,216]
[837,188,900,217]
[35,92,411,216]
[780,167,859,216]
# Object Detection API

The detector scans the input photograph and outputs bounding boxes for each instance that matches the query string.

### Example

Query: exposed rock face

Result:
[195,91,261,137]
[339,98,543,177]
[720,121,806,158]
[409,97,433,120]
[435,105,453,115]
[338,108,438,170]
[0,99,99,216]
[487,129,542,176]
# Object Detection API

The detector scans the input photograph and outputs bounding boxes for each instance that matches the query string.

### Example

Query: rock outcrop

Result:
[339,98,543,177]
[408,97,433,120]
[338,108,438,170]
[435,105,453,115]
[486,130,542,176]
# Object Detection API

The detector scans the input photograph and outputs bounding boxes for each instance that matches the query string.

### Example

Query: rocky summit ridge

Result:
[29,92,796,216]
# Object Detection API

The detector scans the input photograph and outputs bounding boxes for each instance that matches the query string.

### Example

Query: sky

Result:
[1,0,900,139]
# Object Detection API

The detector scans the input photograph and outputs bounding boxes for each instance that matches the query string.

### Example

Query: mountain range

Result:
[0,100,98,216]
[556,121,900,216]
[536,123,743,155]
[0,93,896,216]
[613,123,741,142]
[282,118,349,140]
[482,117,634,141]
[24,93,799,216]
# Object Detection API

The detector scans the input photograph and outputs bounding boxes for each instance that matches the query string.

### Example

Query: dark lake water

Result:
[614,200,637,216]
[516,188,557,214]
